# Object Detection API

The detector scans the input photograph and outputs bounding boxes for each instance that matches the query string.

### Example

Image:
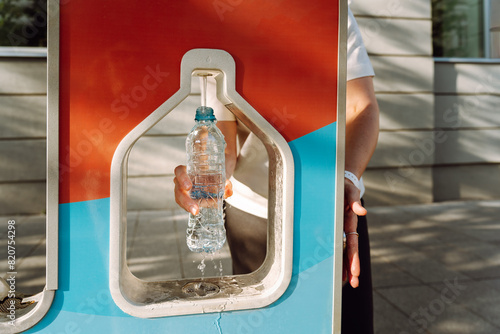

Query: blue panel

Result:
[289,122,337,274]
[30,198,224,332]
[220,258,334,333]
[29,122,337,333]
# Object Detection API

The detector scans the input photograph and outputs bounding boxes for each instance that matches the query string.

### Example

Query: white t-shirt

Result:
[209,7,374,218]
[347,7,374,81]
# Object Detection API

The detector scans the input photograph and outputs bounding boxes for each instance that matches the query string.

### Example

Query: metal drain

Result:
[182,282,220,297]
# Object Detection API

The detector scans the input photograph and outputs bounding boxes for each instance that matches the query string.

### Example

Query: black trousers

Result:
[341,208,374,334]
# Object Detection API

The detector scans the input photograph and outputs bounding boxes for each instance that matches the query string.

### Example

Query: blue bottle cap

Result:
[195,106,216,121]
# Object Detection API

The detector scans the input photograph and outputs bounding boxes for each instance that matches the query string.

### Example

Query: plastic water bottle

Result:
[186,106,226,253]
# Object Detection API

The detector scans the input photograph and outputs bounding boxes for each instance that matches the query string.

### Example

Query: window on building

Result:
[491,0,500,56]
[0,0,47,47]
[432,0,500,58]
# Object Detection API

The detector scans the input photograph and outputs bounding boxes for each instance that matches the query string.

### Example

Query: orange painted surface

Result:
[59,0,339,203]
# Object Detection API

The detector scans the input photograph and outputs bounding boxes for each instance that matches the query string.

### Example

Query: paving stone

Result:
[370,241,470,284]
[430,279,500,329]
[371,255,421,289]
[372,291,417,334]
[368,200,500,333]
[126,210,183,280]
[418,242,500,280]
[425,302,500,334]
[377,284,500,333]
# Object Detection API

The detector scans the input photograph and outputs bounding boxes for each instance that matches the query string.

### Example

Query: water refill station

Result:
[4,0,347,333]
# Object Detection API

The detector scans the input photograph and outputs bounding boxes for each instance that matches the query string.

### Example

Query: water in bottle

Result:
[185,106,226,253]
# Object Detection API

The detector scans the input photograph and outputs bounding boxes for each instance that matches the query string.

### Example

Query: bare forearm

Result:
[345,77,379,178]
[345,104,379,177]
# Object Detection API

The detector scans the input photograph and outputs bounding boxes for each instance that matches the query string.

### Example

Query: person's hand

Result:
[173,165,233,215]
[343,180,367,288]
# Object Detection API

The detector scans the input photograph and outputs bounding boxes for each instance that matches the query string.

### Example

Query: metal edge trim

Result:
[4,1,60,332]
[434,57,500,64]
[332,0,347,333]
[46,0,59,292]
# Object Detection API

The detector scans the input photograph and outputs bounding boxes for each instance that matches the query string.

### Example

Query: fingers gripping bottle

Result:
[186,106,226,253]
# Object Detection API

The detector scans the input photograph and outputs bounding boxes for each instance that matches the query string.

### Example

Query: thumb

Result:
[351,200,367,216]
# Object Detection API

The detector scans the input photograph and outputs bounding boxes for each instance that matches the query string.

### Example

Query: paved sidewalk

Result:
[367,200,500,334]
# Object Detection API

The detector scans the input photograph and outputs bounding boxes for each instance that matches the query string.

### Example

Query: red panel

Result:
[59,0,339,203]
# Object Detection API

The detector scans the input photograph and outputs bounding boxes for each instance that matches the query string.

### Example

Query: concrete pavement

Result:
[368,200,500,334]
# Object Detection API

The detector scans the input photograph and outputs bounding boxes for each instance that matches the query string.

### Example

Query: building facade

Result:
[353,0,500,206]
